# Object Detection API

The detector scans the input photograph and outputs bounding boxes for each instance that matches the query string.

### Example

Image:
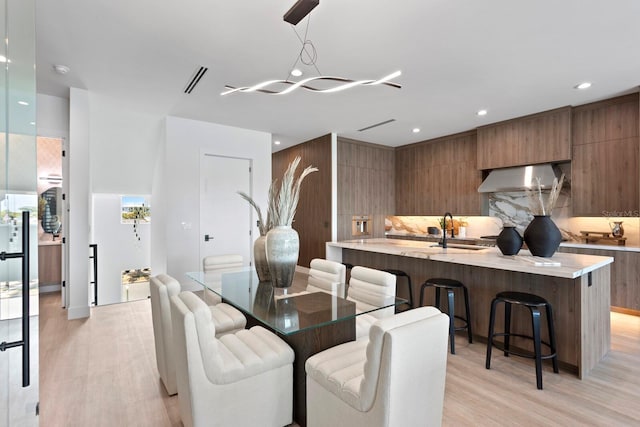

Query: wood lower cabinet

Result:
[38,243,62,285]
[559,246,640,313]
[571,93,640,216]
[476,106,572,170]
[395,130,482,215]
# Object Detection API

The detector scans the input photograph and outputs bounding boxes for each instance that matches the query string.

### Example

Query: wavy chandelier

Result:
[221,1,401,96]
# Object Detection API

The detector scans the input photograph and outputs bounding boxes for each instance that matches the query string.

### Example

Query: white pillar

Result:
[67,87,91,319]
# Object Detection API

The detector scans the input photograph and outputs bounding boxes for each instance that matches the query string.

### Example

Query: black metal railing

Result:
[90,244,98,306]
[0,210,31,387]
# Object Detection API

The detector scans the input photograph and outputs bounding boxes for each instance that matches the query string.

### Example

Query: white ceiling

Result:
[36,0,640,152]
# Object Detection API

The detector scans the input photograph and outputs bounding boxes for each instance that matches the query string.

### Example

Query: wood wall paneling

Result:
[272,135,332,267]
[337,137,395,241]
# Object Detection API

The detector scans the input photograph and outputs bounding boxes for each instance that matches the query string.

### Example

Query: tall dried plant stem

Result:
[237,191,269,236]
[273,156,318,226]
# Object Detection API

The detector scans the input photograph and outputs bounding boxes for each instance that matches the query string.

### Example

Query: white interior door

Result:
[199,154,252,268]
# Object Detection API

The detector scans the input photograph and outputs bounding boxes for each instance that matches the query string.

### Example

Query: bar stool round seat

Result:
[485,291,559,390]
[382,269,413,311]
[419,278,472,354]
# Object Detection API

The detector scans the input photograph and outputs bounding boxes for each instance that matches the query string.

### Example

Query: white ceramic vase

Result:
[253,235,271,282]
[265,225,299,288]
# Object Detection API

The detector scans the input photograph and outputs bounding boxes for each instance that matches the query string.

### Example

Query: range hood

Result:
[478,164,563,193]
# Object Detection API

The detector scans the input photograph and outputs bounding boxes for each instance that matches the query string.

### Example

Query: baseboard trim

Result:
[611,306,640,317]
[40,284,61,293]
[67,305,90,319]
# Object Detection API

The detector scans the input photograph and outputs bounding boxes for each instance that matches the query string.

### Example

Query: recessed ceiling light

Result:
[274,140,281,145]
[574,82,592,90]
[29,121,35,126]
[18,101,29,106]
[53,64,70,75]
[0,55,9,63]
[477,109,488,116]
[290,69,302,77]
[412,128,420,133]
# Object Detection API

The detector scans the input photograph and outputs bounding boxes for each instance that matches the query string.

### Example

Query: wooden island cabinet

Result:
[38,241,62,286]
[327,239,613,379]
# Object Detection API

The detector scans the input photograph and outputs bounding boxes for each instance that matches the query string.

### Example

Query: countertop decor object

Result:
[266,156,318,287]
[238,189,273,281]
[497,225,523,255]
[524,215,563,258]
[610,221,624,237]
[524,173,565,257]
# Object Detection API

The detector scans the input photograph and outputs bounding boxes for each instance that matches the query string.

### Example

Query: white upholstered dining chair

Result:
[202,254,244,304]
[171,291,294,427]
[306,258,347,298]
[305,306,450,427]
[149,274,246,396]
[346,266,396,339]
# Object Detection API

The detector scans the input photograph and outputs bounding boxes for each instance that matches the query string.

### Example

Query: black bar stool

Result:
[485,291,559,390]
[419,278,472,354]
[382,269,413,311]
[343,263,354,295]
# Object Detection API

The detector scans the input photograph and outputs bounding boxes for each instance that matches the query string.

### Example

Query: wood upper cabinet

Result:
[395,131,482,215]
[476,106,572,170]
[571,93,640,216]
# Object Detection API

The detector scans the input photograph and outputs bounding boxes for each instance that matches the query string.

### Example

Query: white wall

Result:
[88,93,164,194]
[161,117,271,290]
[37,94,69,138]
[92,194,151,305]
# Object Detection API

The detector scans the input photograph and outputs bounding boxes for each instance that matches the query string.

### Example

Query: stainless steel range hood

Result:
[478,164,563,193]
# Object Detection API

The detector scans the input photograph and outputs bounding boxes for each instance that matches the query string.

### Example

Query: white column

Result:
[67,87,91,319]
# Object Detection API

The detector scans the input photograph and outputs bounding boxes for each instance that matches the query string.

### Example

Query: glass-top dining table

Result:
[187,267,407,426]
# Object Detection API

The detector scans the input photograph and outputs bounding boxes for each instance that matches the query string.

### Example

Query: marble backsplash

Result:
[386,186,639,247]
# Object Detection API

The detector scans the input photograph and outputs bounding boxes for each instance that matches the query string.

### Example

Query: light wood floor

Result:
[39,292,640,427]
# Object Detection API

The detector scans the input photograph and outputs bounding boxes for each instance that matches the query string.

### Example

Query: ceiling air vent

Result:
[184,66,208,94]
[358,119,396,132]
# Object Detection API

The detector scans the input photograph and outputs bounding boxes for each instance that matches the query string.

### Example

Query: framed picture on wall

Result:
[121,195,151,224]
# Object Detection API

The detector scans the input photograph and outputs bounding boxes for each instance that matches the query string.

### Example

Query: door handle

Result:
[204,234,213,242]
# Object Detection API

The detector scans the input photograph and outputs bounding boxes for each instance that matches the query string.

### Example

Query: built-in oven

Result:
[352,215,371,237]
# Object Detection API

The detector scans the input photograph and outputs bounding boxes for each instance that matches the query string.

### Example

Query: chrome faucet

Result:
[442,212,454,248]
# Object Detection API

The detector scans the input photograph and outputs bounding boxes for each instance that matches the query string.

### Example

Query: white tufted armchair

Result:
[346,266,396,339]
[149,274,246,396]
[305,307,449,427]
[171,291,294,427]
[202,254,244,304]
[306,258,347,298]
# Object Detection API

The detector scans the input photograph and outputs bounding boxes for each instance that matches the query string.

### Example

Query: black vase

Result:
[523,215,562,258]
[497,226,523,255]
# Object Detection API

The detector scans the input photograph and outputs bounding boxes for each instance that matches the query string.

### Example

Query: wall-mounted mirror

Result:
[39,187,62,237]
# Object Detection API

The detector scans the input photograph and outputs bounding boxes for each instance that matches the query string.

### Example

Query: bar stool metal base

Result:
[485,291,559,390]
[419,278,472,354]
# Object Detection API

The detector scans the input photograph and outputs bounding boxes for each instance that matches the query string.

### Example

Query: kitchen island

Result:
[327,238,614,378]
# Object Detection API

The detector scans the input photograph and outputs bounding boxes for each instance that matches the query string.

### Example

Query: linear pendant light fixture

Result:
[284,0,319,25]
[221,1,401,96]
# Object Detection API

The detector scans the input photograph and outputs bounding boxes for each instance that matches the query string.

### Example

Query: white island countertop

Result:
[327,238,613,279]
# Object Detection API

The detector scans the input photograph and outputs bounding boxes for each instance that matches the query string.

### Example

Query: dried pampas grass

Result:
[271,156,318,226]
[526,173,565,215]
